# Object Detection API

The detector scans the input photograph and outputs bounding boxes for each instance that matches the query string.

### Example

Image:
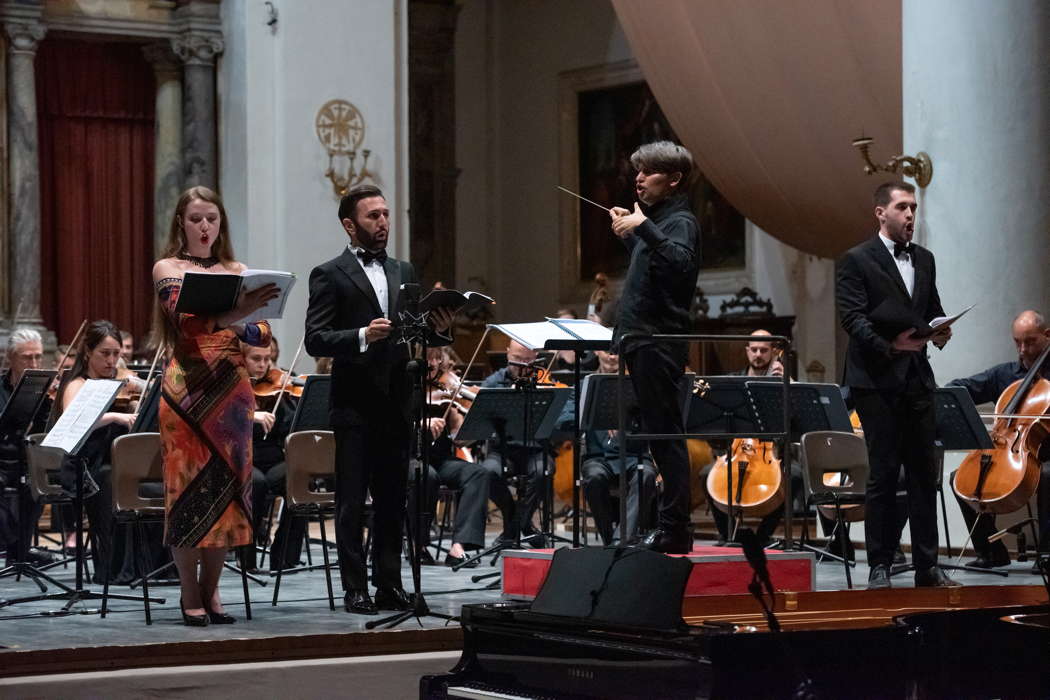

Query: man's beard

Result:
[352,217,387,252]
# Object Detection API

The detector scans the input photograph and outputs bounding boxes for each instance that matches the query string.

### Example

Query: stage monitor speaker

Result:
[530,546,692,631]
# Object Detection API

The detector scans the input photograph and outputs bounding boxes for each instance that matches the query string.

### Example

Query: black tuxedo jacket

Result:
[836,236,945,391]
[304,247,449,429]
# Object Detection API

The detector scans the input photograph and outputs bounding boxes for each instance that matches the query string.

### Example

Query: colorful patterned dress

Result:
[156,276,271,548]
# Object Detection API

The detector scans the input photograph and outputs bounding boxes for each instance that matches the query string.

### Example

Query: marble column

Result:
[904,0,1050,383]
[171,31,223,190]
[4,20,47,330]
[143,43,184,256]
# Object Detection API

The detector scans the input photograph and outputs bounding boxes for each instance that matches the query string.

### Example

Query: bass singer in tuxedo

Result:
[305,184,453,615]
[836,180,958,590]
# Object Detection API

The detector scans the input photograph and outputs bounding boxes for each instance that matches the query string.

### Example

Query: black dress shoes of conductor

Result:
[639,528,693,555]
[374,586,414,611]
[867,564,891,590]
[914,566,961,587]
[344,589,378,615]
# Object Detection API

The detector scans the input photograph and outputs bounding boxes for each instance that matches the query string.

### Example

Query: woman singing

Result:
[152,186,278,626]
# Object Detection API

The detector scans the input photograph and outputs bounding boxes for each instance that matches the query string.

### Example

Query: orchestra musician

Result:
[581,348,657,546]
[241,340,307,574]
[52,321,137,584]
[947,309,1050,571]
[153,185,279,626]
[0,328,55,567]
[836,181,957,589]
[119,329,135,365]
[304,183,453,615]
[413,346,492,567]
[479,339,549,547]
[609,140,701,554]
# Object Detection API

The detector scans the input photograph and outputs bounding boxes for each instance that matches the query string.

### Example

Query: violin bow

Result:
[44,319,88,430]
[440,326,489,424]
[265,334,304,438]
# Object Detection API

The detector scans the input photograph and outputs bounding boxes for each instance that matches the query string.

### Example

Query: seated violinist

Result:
[947,309,1050,571]
[242,340,306,573]
[53,321,137,583]
[410,346,493,567]
[581,349,657,546]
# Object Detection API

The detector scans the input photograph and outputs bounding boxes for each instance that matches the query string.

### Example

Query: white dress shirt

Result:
[349,244,388,350]
[879,232,914,297]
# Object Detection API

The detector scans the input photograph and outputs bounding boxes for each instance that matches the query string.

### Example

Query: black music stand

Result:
[0,369,61,598]
[748,381,854,558]
[2,379,156,614]
[494,319,611,547]
[888,386,1005,578]
[289,375,331,432]
[450,385,570,580]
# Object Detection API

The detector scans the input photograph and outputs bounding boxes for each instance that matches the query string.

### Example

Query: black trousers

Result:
[479,446,544,536]
[853,378,939,570]
[950,462,1050,559]
[410,457,491,550]
[625,343,691,532]
[582,457,656,546]
[1,462,42,562]
[334,422,410,591]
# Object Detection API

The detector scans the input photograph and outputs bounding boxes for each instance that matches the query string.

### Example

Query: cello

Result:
[705,437,785,526]
[954,343,1050,514]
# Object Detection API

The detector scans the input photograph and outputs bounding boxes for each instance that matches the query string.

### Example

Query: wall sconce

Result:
[851,135,933,188]
[315,99,374,197]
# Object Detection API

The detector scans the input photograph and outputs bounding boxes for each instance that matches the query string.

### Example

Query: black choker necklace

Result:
[177,251,220,268]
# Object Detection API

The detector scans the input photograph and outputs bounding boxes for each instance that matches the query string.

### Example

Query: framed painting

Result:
[558,60,751,303]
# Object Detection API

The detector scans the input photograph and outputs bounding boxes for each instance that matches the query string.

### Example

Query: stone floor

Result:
[0,528,1044,654]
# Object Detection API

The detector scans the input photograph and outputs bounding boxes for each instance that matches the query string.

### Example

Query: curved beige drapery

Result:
[610,0,902,258]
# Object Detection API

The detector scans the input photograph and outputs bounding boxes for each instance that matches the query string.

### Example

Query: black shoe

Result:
[1030,557,1049,576]
[965,553,1010,569]
[492,532,518,548]
[180,598,209,627]
[201,587,236,623]
[915,566,961,587]
[374,586,413,611]
[892,546,907,566]
[418,549,437,566]
[867,564,892,590]
[24,548,58,566]
[344,589,378,615]
[640,528,693,554]
[520,532,547,548]
[445,553,479,569]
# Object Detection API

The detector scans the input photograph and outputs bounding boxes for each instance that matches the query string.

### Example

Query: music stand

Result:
[289,375,331,433]
[493,319,611,547]
[451,386,570,576]
[129,370,162,434]
[0,369,61,597]
[747,381,854,558]
[887,386,1005,578]
[2,379,156,613]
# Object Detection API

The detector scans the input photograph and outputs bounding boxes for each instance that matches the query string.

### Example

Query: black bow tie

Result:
[893,241,914,259]
[357,248,387,266]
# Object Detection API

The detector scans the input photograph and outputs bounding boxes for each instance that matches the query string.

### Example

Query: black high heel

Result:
[180,598,209,627]
[201,587,236,624]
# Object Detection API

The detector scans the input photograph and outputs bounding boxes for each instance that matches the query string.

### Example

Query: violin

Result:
[706,437,784,519]
[253,367,306,399]
[111,370,145,413]
[954,344,1050,514]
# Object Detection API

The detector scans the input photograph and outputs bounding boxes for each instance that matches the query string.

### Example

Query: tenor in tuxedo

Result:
[836,181,956,589]
[305,184,452,614]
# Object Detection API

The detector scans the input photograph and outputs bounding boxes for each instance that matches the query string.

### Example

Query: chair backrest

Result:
[799,430,869,502]
[24,433,66,500]
[110,432,165,513]
[284,430,336,507]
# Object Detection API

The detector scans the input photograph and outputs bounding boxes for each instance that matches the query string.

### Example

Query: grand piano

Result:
[422,586,1049,699]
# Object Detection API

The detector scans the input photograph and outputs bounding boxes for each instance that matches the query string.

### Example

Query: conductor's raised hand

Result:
[365,317,393,344]
[429,306,455,334]
[892,327,928,353]
[610,202,647,239]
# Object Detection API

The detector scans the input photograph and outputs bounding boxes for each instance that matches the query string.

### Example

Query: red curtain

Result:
[37,39,156,347]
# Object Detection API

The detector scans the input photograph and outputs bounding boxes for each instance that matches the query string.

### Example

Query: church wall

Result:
[219,0,409,360]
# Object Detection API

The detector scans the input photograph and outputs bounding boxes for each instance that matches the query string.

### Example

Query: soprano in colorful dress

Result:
[152,186,279,627]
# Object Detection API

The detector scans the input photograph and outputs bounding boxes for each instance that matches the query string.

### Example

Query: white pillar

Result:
[903,0,1050,384]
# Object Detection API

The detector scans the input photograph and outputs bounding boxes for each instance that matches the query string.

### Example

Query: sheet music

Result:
[41,379,123,454]
[489,322,577,350]
[546,318,613,342]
